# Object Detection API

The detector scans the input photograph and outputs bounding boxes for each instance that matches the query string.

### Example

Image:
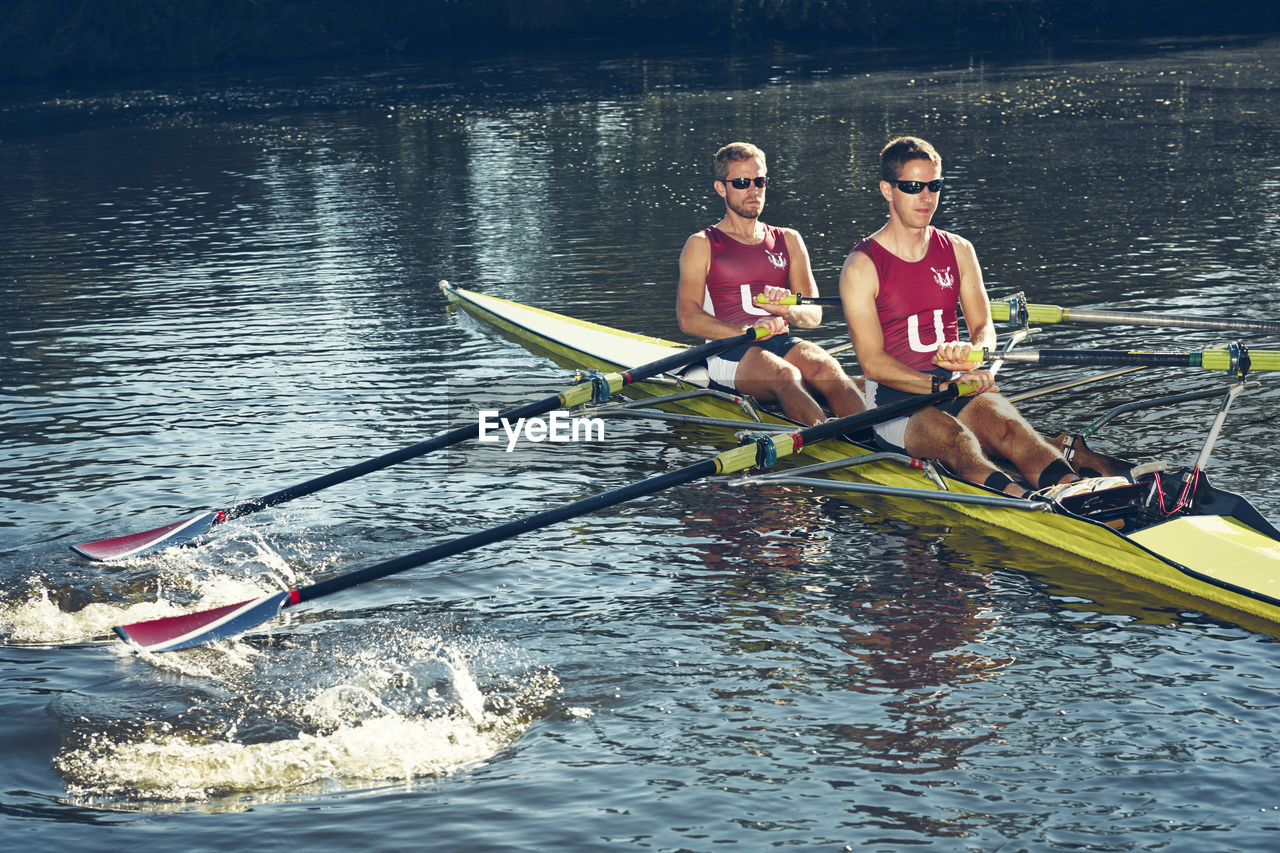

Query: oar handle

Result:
[753,294,842,307]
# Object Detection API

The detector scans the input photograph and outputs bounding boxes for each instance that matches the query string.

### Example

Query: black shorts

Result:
[866,367,977,454]
[705,333,802,388]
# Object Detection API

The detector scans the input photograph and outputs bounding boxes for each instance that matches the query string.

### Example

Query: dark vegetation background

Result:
[3,0,1279,80]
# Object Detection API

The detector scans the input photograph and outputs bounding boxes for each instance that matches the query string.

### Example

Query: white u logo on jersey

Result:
[739,284,771,317]
[908,309,945,353]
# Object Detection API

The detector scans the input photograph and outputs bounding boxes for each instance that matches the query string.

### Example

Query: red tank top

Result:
[853,227,961,371]
[702,224,791,326]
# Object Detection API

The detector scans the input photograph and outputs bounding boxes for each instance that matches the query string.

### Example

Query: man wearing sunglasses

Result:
[839,136,1108,496]
[677,142,864,426]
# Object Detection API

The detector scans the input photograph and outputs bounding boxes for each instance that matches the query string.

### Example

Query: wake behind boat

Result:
[441,281,1280,635]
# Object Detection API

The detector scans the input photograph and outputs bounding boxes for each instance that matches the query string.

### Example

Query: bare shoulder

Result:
[683,229,710,248]
[680,229,711,260]
[777,225,809,251]
[943,229,980,261]
[841,243,875,276]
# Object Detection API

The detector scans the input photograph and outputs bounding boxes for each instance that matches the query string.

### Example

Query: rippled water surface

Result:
[3,35,1280,850]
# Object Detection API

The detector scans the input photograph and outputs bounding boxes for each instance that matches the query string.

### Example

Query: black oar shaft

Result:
[297,383,962,606]
[77,326,762,560]
[995,349,1202,368]
[225,396,562,520]
[760,294,1280,335]
[982,347,1280,372]
[299,460,720,603]
[229,330,761,520]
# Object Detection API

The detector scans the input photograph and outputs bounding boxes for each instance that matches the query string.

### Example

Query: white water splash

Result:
[54,637,560,808]
[1,531,312,648]
[55,709,516,804]
[0,572,279,647]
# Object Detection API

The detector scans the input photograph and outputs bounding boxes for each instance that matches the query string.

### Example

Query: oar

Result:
[757,294,1280,335]
[989,299,1280,335]
[963,346,1280,374]
[1006,366,1146,404]
[72,329,766,562]
[113,383,975,652]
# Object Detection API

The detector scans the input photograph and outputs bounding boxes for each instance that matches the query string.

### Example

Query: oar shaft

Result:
[116,382,973,650]
[992,300,1280,334]
[762,295,1280,336]
[970,347,1280,372]
[76,327,763,560]
[228,328,763,520]
[224,398,555,520]
[297,383,964,607]
[298,460,719,603]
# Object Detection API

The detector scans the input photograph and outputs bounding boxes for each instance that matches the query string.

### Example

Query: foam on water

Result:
[1,530,323,647]
[51,635,560,809]
[54,701,526,805]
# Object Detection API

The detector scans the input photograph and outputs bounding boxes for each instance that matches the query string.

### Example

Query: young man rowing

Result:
[839,136,1108,497]
[677,142,864,426]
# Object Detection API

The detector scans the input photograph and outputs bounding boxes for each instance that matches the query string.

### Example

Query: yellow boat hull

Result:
[442,282,1280,634]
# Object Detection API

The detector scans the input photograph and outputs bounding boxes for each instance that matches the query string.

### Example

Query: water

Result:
[3,35,1280,850]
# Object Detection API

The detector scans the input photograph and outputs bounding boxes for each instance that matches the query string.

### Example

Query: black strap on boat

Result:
[1228,341,1250,378]
[588,371,611,403]
[739,433,778,468]
[1004,291,1030,330]
[1037,458,1075,490]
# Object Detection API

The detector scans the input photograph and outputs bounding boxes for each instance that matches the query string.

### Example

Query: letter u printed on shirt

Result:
[737,284,771,317]
[907,309,946,353]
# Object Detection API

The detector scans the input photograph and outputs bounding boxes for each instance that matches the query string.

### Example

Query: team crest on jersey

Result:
[765,249,787,270]
[931,266,955,289]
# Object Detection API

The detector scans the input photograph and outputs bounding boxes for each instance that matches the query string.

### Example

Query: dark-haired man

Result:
[839,136,1109,496]
[677,142,864,426]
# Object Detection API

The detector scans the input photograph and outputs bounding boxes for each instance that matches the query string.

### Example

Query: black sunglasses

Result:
[723,176,768,190]
[890,178,943,194]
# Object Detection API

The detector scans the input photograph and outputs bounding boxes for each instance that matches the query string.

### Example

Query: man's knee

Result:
[738,350,802,385]
[788,344,847,383]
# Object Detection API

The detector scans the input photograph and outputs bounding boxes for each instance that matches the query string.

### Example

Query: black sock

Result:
[1037,458,1076,490]
[984,471,1014,492]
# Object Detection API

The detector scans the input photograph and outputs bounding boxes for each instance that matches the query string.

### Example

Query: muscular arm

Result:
[935,234,997,368]
[773,228,822,329]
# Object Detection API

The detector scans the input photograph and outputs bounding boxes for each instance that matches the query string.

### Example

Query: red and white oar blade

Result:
[71,510,225,562]
[113,590,297,652]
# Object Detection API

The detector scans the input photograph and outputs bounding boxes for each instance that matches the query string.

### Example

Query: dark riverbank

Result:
[4,0,1278,81]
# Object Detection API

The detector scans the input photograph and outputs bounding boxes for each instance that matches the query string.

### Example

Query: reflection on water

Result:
[3,34,1280,850]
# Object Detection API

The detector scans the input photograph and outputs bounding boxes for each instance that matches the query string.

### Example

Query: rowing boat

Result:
[440,281,1280,635]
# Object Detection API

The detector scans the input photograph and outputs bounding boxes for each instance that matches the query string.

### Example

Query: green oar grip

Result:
[991,300,1066,325]
[754,293,800,306]
[1202,349,1280,372]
